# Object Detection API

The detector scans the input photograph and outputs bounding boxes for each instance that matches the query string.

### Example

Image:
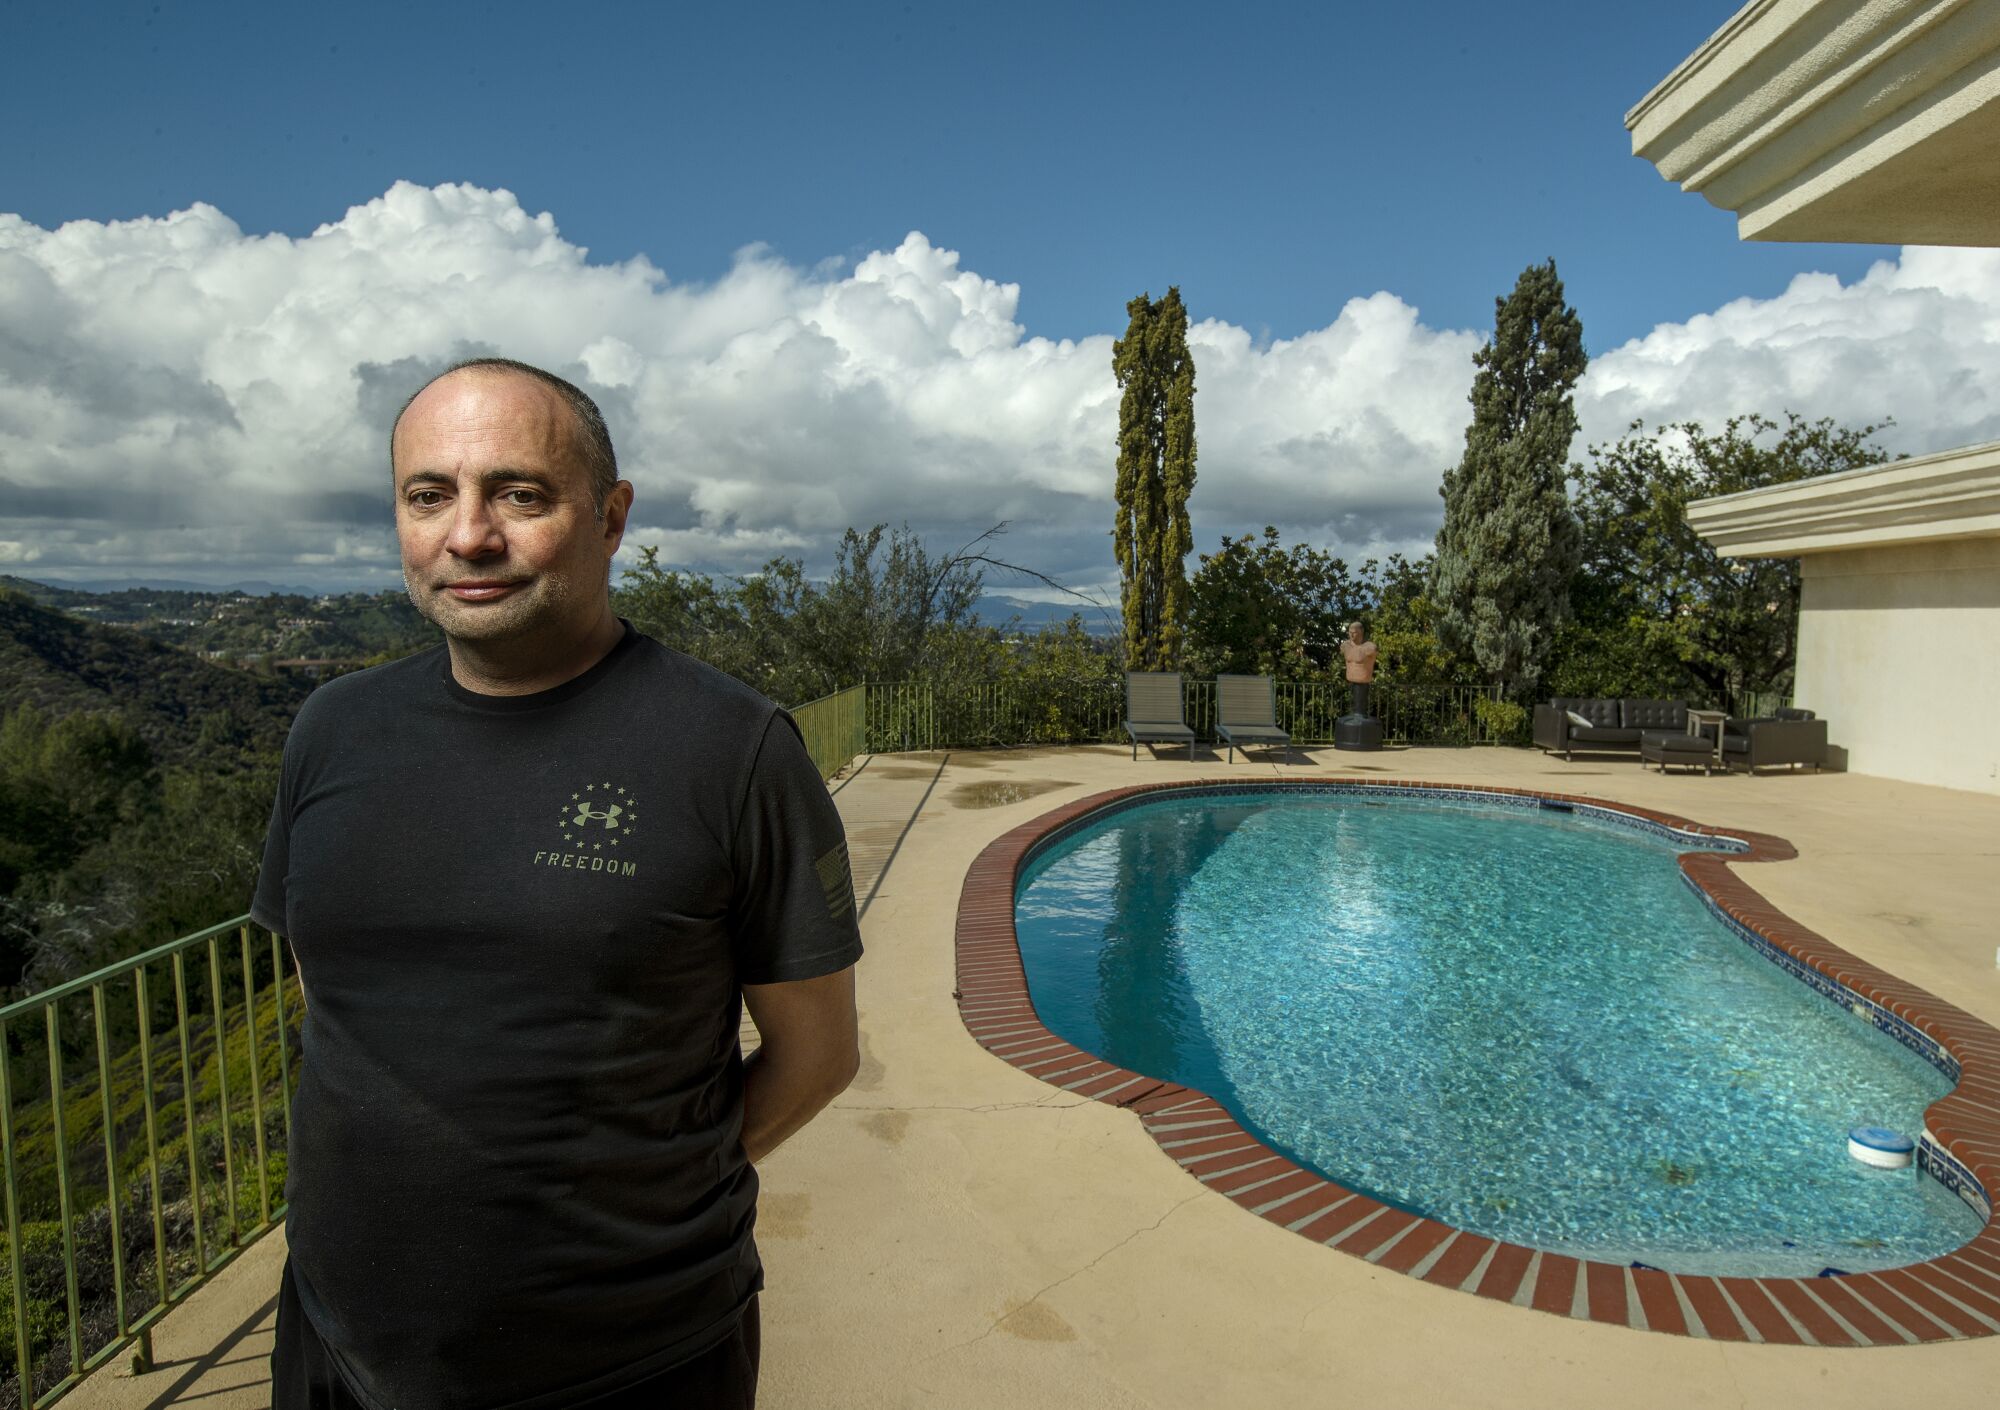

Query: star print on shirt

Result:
[551,777,640,858]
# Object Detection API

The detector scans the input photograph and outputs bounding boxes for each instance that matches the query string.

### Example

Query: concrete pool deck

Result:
[73,744,2000,1408]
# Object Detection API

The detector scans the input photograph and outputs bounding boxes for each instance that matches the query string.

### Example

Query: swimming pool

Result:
[1011,787,1984,1280]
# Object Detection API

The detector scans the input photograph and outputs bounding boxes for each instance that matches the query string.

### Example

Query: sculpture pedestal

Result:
[1333,714,1383,751]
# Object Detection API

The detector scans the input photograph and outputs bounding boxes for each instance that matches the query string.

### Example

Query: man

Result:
[253,357,862,1409]
[1340,620,1378,719]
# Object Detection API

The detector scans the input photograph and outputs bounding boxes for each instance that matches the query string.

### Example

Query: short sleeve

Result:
[250,750,295,936]
[728,711,865,985]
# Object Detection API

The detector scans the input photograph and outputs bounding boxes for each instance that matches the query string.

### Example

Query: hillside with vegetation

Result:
[0,576,441,673]
[0,589,306,766]
[0,591,307,999]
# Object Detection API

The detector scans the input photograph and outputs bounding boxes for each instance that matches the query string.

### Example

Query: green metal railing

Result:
[864,678,1529,753]
[791,685,868,780]
[0,916,296,1406]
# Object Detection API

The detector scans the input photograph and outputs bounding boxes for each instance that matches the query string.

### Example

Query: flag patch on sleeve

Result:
[815,841,856,920]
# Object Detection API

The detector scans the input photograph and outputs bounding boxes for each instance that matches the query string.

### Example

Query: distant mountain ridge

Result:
[2,574,326,599]
[0,589,307,762]
[975,593,1121,636]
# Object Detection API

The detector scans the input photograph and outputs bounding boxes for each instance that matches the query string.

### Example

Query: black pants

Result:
[272,1259,760,1409]
[1349,681,1371,718]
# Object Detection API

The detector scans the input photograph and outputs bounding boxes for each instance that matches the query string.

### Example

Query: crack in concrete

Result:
[1295,1290,1342,1332]
[919,1191,1206,1361]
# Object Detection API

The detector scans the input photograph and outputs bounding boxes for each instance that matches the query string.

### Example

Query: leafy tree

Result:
[763,524,988,698]
[1559,413,1893,707]
[1433,259,1586,695]
[1185,533,1474,692]
[616,523,1076,706]
[615,547,765,686]
[1112,288,1198,670]
[0,708,157,892]
[1186,528,1370,677]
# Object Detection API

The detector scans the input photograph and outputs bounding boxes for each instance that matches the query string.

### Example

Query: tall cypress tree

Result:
[1112,287,1197,670]
[1433,259,1586,696]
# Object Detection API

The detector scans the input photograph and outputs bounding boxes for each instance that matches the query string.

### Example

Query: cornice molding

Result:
[1627,0,2000,243]
[1686,438,2000,555]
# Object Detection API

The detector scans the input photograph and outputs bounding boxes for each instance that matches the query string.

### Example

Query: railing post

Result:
[207,938,240,1248]
[271,931,295,1145]
[172,951,209,1274]
[45,1004,85,1381]
[92,983,129,1339]
[134,966,170,1317]
[240,925,272,1228]
[1,1016,37,1403]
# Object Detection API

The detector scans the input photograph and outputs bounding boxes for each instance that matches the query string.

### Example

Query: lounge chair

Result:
[1216,674,1292,762]
[1124,672,1195,760]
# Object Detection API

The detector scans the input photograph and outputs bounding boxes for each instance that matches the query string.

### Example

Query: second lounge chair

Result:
[1216,673,1292,763]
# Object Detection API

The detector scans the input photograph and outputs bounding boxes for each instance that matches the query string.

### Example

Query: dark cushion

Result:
[1621,699,1687,731]
[1568,726,1641,744]
[1551,698,1621,729]
[1775,706,1816,721]
[1645,732,1716,755]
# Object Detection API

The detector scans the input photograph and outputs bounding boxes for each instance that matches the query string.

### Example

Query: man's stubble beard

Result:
[405,569,576,645]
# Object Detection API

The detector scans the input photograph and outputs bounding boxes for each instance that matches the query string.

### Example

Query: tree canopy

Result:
[1433,259,1587,695]
[1112,288,1198,671]
[1554,413,1894,706]
[1187,528,1370,677]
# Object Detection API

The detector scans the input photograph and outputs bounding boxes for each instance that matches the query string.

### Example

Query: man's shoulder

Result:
[623,634,785,736]
[288,646,445,733]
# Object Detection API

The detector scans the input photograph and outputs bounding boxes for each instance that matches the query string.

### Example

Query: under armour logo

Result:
[572,802,624,829]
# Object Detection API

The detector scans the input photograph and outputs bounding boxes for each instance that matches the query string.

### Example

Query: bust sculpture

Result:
[1340,621,1378,719]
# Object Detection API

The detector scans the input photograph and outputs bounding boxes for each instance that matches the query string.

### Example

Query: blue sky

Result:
[5,0,1998,595]
[5,0,1869,348]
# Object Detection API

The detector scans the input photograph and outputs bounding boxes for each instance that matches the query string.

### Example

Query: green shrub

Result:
[1472,696,1529,744]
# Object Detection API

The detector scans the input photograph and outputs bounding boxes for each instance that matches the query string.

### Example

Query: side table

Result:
[1685,708,1729,770]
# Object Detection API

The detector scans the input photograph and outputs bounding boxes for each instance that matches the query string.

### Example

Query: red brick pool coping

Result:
[952,779,2000,1345]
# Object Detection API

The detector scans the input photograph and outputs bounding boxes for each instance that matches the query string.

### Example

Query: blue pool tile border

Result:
[1687,879,1964,1085]
[1019,780,1751,874]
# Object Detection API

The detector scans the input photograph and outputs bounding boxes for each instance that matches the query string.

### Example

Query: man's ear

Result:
[601,480,635,552]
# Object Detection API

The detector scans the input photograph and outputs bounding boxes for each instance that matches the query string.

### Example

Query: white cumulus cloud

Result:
[3,181,1998,600]
[1580,247,2000,454]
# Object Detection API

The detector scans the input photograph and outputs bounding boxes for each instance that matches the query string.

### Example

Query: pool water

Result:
[1013,792,1984,1276]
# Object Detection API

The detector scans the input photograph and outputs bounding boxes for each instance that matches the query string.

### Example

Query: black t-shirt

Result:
[251,621,862,1410]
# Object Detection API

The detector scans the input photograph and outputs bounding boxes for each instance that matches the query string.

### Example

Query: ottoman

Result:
[1640,731,1717,775]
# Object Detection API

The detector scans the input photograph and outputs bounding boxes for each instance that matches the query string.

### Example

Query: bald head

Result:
[391,357,618,516]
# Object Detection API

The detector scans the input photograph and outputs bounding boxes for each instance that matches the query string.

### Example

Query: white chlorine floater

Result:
[1848,1126,1915,1169]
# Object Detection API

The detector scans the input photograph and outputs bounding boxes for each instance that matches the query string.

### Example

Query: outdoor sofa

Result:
[1533,697,1689,760]
[1539,697,1828,773]
[1716,708,1826,773]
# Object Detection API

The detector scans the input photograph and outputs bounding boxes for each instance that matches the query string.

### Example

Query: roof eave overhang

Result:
[1686,438,2000,556]
[1627,0,2000,246]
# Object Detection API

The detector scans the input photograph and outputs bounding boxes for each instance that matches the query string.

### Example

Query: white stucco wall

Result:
[1794,536,2000,795]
